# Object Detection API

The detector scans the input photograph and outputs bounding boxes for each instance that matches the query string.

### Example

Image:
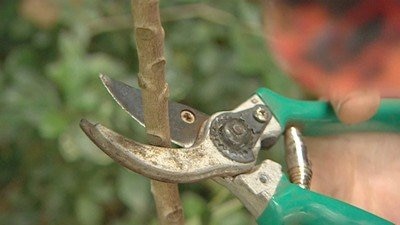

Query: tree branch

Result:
[131,0,184,224]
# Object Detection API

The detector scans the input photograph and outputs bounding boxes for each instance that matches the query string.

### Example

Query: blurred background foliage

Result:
[0,0,304,224]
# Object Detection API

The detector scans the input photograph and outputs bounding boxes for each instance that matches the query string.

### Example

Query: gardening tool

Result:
[80,74,400,225]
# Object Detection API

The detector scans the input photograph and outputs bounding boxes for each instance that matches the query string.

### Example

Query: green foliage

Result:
[0,0,302,224]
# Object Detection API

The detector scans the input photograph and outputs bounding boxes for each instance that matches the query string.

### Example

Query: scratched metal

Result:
[100,74,209,148]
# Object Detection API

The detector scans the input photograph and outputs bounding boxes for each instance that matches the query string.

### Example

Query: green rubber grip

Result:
[257,176,393,225]
[256,88,400,135]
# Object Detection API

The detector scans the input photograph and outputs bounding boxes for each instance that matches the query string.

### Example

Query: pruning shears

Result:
[80,74,399,225]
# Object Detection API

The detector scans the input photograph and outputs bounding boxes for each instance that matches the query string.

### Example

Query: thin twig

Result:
[131,0,184,225]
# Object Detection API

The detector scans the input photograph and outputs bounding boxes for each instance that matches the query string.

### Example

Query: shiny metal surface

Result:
[100,74,209,148]
[284,127,312,189]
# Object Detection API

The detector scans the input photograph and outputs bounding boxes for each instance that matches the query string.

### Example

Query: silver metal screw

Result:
[253,107,268,122]
[180,110,196,124]
[259,173,270,183]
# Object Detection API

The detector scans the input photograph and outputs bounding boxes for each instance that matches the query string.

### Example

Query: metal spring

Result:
[284,126,312,189]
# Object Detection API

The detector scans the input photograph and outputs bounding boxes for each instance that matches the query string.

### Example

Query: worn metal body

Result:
[215,160,283,218]
[80,75,396,225]
[80,80,282,182]
[81,116,257,183]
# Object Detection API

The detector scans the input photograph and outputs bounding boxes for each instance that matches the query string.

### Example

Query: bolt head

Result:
[181,110,196,124]
[253,107,269,123]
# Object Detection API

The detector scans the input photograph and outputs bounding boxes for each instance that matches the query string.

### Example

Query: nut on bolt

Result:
[284,127,312,189]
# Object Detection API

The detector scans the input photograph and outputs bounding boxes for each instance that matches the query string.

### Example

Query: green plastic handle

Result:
[257,176,393,225]
[256,88,400,135]
[255,88,398,224]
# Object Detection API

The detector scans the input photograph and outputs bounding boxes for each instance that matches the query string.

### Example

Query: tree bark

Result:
[131,1,185,225]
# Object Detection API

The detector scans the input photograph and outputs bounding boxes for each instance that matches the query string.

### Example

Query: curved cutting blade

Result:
[99,74,209,148]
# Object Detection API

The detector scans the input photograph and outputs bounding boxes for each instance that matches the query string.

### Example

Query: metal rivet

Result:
[259,173,269,183]
[253,107,268,123]
[181,110,196,124]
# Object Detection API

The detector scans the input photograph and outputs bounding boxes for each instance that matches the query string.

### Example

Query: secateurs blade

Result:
[80,75,282,182]
[99,74,208,147]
